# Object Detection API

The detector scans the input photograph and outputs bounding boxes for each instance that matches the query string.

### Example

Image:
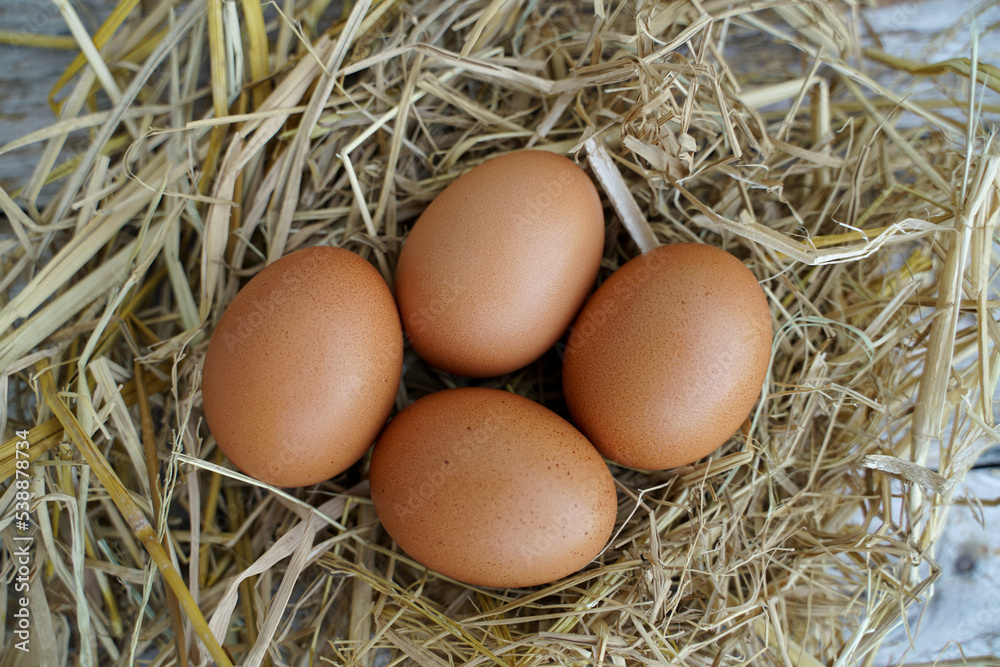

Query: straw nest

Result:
[2,0,998,665]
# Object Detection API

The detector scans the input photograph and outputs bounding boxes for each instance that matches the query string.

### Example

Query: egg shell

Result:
[562,243,772,470]
[395,150,605,377]
[202,246,403,487]
[369,387,617,588]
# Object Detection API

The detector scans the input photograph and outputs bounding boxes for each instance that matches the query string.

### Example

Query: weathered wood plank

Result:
[0,0,116,201]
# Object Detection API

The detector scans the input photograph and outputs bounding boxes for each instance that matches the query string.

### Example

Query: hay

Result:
[1,0,998,665]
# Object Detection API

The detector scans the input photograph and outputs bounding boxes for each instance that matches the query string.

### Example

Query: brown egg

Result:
[395,150,604,377]
[369,387,617,588]
[562,243,772,470]
[202,246,402,487]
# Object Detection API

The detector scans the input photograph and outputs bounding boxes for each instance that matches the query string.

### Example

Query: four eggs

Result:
[201,149,773,588]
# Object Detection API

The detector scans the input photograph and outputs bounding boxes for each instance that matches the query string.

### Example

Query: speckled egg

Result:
[369,387,617,588]
[395,150,605,377]
[562,243,772,470]
[202,246,403,487]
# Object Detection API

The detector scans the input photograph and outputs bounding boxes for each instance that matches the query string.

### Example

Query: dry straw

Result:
[1,0,998,665]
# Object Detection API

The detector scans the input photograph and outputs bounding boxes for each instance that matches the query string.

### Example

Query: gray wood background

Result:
[0,0,997,664]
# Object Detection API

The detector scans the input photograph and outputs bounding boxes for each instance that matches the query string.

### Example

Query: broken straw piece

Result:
[585,136,659,253]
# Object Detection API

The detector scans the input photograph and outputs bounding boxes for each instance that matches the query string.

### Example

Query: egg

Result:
[369,387,617,588]
[562,243,772,470]
[202,246,403,487]
[395,150,604,377]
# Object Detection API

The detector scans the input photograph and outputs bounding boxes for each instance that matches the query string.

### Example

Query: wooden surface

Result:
[843,2,1000,663]
[0,0,998,664]
[0,0,117,202]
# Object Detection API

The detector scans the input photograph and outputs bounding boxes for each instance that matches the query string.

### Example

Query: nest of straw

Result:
[2,0,998,665]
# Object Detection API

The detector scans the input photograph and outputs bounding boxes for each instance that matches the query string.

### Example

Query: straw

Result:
[2,0,998,664]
